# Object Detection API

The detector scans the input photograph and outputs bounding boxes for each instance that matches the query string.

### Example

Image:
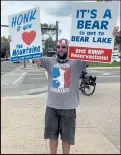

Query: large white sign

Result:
[68,2,119,63]
[8,7,42,62]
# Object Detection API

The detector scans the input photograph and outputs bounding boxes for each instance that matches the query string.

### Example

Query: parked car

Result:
[112,55,120,62]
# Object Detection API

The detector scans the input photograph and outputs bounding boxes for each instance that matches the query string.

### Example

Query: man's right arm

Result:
[34,57,51,72]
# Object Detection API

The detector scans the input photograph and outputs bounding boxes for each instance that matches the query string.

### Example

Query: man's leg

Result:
[60,109,76,154]
[49,139,58,154]
[44,106,59,154]
[62,141,70,154]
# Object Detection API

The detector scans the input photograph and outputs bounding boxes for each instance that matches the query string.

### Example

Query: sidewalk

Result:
[1,83,120,154]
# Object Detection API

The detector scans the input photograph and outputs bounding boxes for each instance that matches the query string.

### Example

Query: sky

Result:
[1,1,120,40]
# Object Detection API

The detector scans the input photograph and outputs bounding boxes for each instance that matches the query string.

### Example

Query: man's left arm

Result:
[78,60,88,73]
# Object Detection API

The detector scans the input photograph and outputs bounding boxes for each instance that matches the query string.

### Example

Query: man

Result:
[8,27,118,154]
[34,27,118,154]
[35,39,87,154]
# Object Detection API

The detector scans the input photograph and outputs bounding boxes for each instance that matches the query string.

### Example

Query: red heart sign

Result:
[22,31,36,45]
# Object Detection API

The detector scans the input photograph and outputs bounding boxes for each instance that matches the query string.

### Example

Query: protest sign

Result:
[68,2,119,63]
[8,7,42,62]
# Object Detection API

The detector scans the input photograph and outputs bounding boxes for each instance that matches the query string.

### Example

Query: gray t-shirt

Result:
[41,57,87,109]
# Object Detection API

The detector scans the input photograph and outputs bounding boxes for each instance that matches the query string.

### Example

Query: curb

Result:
[88,67,120,70]
[1,87,48,100]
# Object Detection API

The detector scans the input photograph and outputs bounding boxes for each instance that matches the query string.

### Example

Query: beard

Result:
[56,52,69,63]
[58,52,67,59]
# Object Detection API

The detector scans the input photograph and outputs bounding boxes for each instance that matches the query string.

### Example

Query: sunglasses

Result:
[56,46,67,49]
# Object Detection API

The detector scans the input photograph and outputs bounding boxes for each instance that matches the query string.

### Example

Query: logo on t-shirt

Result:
[51,63,71,93]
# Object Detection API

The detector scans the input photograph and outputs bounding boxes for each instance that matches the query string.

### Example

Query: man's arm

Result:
[78,60,88,72]
[34,57,51,72]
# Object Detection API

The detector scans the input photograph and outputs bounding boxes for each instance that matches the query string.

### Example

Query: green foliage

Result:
[89,62,120,67]
[41,23,61,56]
[41,23,61,38]
[1,36,10,50]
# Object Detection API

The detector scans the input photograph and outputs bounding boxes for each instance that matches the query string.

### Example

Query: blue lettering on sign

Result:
[93,37,112,43]
[37,46,40,52]
[75,9,112,30]
[23,49,26,55]
[76,9,97,19]
[23,11,30,23]
[90,9,97,19]
[11,9,36,27]
[85,20,91,29]
[77,20,109,30]
[76,10,87,18]
[11,53,43,62]
[12,46,41,57]
[71,36,89,42]
[103,9,112,19]
[17,14,23,25]
[71,36,112,44]
[12,49,17,56]
[16,44,23,49]
[23,24,32,31]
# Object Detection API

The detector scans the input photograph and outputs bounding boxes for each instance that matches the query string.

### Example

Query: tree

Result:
[43,37,56,56]
[1,36,10,58]
[41,23,62,56]
[41,23,62,39]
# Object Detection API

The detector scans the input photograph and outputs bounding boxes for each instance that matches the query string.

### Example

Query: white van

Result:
[112,55,120,62]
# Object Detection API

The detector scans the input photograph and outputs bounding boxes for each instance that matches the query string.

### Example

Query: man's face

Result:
[56,43,68,57]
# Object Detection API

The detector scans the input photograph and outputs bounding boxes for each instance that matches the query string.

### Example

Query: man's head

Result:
[56,39,69,58]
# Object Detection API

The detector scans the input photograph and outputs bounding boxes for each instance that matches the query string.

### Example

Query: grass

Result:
[89,62,120,67]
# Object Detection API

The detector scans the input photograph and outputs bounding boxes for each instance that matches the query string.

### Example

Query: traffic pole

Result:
[56,21,59,43]
[24,61,26,68]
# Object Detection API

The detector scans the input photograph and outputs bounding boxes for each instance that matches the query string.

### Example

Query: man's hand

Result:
[112,27,119,37]
[33,59,42,66]
[8,35,12,43]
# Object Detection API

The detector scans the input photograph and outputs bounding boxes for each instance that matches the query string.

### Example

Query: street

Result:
[1,61,120,97]
[1,61,23,76]
[87,68,120,83]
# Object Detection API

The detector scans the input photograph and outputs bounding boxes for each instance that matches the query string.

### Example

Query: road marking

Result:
[97,75,120,78]
[1,69,14,71]
[27,77,41,79]
[27,73,45,75]
[1,92,48,100]
[101,73,110,76]
[87,69,101,73]
[12,72,27,84]
[44,71,48,79]
[22,87,48,94]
